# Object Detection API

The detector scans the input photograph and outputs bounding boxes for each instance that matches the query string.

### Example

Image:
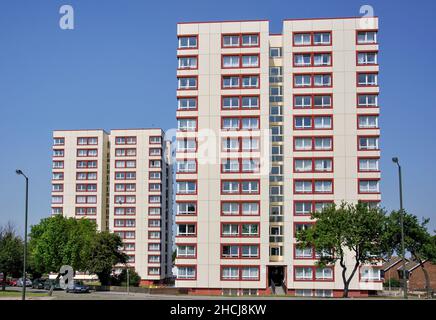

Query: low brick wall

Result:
[88,285,187,295]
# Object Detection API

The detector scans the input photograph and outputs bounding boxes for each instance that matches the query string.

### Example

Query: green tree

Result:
[86,232,127,285]
[29,215,96,274]
[296,202,388,298]
[0,223,23,291]
[112,268,141,287]
[385,211,436,298]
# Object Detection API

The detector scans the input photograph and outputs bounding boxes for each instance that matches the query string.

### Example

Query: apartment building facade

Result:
[51,129,173,283]
[175,17,381,297]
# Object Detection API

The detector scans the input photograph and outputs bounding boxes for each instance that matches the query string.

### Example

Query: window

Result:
[358,72,378,86]
[177,245,196,258]
[294,201,333,215]
[76,183,97,192]
[52,161,64,169]
[76,195,97,204]
[53,137,64,145]
[176,181,196,194]
[222,224,239,236]
[295,246,313,259]
[358,94,378,107]
[294,94,332,109]
[176,138,196,152]
[77,137,98,145]
[222,33,259,48]
[295,289,313,297]
[358,115,379,129]
[358,158,379,172]
[177,118,197,131]
[222,117,259,130]
[148,255,160,263]
[178,35,197,49]
[357,51,378,65]
[294,116,332,130]
[314,180,333,193]
[177,266,196,279]
[222,158,239,173]
[358,136,379,150]
[149,148,161,156]
[357,31,377,44]
[53,149,64,157]
[242,138,259,151]
[294,52,331,67]
[221,96,259,110]
[177,97,197,110]
[241,159,260,173]
[221,223,259,237]
[176,202,196,215]
[149,231,161,239]
[149,183,161,192]
[115,207,136,216]
[222,137,239,152]
[295,180,312,193]
[294,136,333,151]
[222,75,259,89]
[149,160,161,168]
[221,180,259,195]
[52,184,63,192]
[221,202,259,216]
[51,196,63,204]
[360,267,381,281]
[270,47,282,58]
[148,243,160,251]
[293,32,332,46]
[178,56,198,69]
[294,158,332,172]
[241,267,259,280]
[148,267,160,275]
[222,54,259,68]
[315,267,333,280]
[75,207,96,216]
[52,172,64,180]
[148,207,160,215]
[295,180,333,194]
[177,224,196,237]
[222,267,239,280]
[295,267,313,280]
[115,136,136,145]
[241,245,259,258]
[177,77,197,90]
[115,172,136,180]
[77,149,98,157]
[176,159,196,173]
[115,160,136,168]
[294,73,332,87]
[359,179,380,193]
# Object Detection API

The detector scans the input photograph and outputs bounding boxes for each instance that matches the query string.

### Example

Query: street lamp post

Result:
[391,157,408,299]
[15,169,29,301]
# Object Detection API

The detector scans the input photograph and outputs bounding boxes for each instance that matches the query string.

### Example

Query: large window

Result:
[176,159,197,173]
[177,97,197,111]
[222,33,259,47]
[358,136,379,150]
[295,179,333,194]
[222,96,259,110]
[294,52,332,67]
[176,224,196,237]
[294,73,332,87]
[294,158,333,173]
[177,266,196,279]
[222,117,259,130]
[294,32,331,46]
[176,138,196,152]
[358,94,378,108]
[177,118,197,131]
[178,56,198,69]
[176,202,197,215]
[177,245,196,258]
[358,158,379,172]
[357,31,377,44]
[222,54,259,68]
[358,115,379,129]
[359,179,380,193]
[294,94,332,109]
[294,116,332,130]
[221,180,259,195]
[177,77,197,90]
[178,35,198,49]
[221,223,259,237]
[357,73,378,86]
[294,136,333,151]
[222,75,259,89]
[357,51,378,65]
[176,181,197,194]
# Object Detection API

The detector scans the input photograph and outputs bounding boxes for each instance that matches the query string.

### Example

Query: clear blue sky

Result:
[1,0,435,234]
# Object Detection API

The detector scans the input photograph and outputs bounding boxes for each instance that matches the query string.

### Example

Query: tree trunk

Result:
[1,272,6,291]
[420,262,432,299]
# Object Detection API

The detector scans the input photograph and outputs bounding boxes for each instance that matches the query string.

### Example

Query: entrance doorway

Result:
[268,266,285,287]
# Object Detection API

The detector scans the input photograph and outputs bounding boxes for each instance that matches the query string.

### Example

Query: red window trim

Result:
[355,29,378,45]
[148,183,162,192]
[177,115,198,132]
[177,34,199,50]
[114,218,136,228]
[220,265,260,281]
[149,136,161,145]
[293,179,334,195]
[356,93,379,108]
[51,183,63,193]
[220,244,260,260]
[220,158,261,174]
[176,179,198,195]
[292,51,333,68]
[148,171,162,181]
[175,264,197,280]
[148,195,162,204]
[221,116,261,131]
[114,207,136,216]
[147,254,161,264]
[114,171,137,181]
[148,243,161,252]
[293,200,334,216]
[177,75,198,91]
[114,160,137,169]
[221,94,260,111]
[293,157,334,173]
[176,221,197,238]
[293,73,333,88]
[358,265,383,283]
[113,183,136,192]
[293,115,334,131]
[52,149,65,158]
[175,200,198,216]
[148,230,161,240]
[220,200,261,217]
[76,183,98,193]
[357,135,380,151]
[357,156,381,173]
[149,147,162,156]
[175,158,198,174]
[114,195,136,204]
[293,244,317,260]
[76,136,98,146]
[356,113,379,130]
[114,148,137,157]
[75,195,97,204]
[177,96,198,112]
[356,71,379,87]
[52,161,64,169]
[76,149,98,157]
[293,93,333,109]
[293,136,334,152]
[293,265,335,282]
[356,50,379,66]
[221,136,261,153]
[147,267,161,276]
[176,137,198,153]
[221,53,260,69]
[175,243,197,259]
[220,222,260,238]
[53,137,65,146]
[115,136,137,145]
[75,207,97,216]
[357,178,381,195]
[177,54,199,70]
[292,31,332,47]
[220,179,261,195]
[221,74,260,90]
[221,33,260,48]
[51,195,63,204]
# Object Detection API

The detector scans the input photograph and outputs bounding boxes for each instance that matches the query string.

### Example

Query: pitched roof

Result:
[396,260,424,272]
[382,256,405,270]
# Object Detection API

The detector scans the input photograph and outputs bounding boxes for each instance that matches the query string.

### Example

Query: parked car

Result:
[16,278,32,287]
[32,278,46,289]
[66,282,90,294]
[43,279,63,291]
[9,279,17,286]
